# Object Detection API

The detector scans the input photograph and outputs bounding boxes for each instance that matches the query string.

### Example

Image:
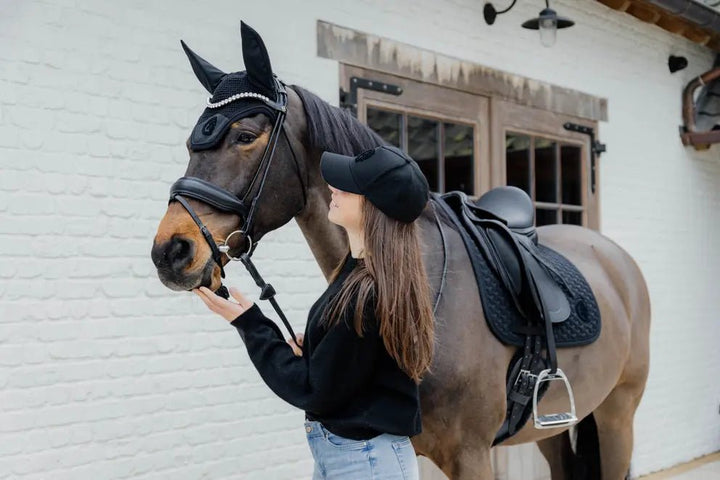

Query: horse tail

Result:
[570,413,602,479]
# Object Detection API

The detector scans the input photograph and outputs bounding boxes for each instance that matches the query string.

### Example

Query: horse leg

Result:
[446,447,494,480]
[537,432,573,480]
[592,381,645,480]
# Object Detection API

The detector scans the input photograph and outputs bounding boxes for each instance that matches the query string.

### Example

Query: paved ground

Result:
[666,461,720,479]
[639,454,720,479]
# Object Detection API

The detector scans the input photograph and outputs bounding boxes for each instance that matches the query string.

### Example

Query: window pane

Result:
[444,122,474,195]
[535,138,557,203]
[506,133,530,196]
[561,145,582,206]
[562,210,583,226]
[408,115,439,192]
[536,208,558,226]
[366,108,402,147]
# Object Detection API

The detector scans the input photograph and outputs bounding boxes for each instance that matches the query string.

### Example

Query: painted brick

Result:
[0,1,718,479]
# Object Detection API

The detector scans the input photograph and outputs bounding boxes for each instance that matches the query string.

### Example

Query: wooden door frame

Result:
[491,98,601,230]
[342,64,491,196]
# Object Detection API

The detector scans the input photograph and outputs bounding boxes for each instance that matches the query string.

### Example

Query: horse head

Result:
[151,22,308,292]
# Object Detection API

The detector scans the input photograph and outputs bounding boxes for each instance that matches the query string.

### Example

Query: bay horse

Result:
[151,23,650,480]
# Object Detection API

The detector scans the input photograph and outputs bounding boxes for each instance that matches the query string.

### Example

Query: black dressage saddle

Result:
[431,186,601,443]
[455,186,571,325]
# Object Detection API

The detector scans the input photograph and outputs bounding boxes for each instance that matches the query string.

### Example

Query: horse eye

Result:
[236,132,257,144]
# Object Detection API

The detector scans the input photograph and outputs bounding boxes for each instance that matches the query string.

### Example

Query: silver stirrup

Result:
[532,368,578,429]
[218,231,252,261]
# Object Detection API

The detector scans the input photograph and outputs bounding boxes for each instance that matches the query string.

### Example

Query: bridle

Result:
[167,78,304,341]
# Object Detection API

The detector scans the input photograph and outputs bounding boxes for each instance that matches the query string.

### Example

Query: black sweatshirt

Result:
[230,254,421,440]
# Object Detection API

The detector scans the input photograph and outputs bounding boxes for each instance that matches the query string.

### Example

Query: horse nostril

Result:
[151,237,195,272]
[168,237,194,271]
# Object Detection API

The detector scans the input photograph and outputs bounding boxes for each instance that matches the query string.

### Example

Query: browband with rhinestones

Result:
[206,92,273,109]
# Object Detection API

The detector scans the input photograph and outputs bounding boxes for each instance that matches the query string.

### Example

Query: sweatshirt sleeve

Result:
[230,297,380,415]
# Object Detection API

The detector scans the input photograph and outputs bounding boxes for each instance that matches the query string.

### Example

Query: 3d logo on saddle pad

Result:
[183,22,282,151]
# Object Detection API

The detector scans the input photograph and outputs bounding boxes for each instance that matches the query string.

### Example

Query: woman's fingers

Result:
[287,337,303,357]
[194,288,219,311]
[195,286,248,322]
[228,287,253,309]
[295,333,304,346]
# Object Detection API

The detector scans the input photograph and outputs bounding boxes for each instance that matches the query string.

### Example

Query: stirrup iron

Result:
[532,368,578,429]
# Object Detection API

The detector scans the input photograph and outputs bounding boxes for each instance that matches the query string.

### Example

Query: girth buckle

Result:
[532,368,578,429]
[513,369,537,390]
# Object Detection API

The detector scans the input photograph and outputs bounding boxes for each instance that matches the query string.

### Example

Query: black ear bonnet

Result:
[183,22,286,151]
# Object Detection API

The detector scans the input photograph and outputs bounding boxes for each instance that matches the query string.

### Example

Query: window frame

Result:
[342,64,490,197]
[490,98,600,230]
[341,65,600,230]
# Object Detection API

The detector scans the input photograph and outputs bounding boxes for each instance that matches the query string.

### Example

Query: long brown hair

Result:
[322,198,435,383]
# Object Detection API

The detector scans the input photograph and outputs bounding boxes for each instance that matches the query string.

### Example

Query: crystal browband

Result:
[206,91,275,109]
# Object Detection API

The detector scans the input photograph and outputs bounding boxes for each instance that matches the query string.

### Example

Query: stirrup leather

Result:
[532,368,578,429]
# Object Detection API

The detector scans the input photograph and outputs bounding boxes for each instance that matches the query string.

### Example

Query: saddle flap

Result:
[520,248,571,324]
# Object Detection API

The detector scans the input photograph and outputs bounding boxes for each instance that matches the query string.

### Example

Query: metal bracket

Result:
[339,76,403,117]
[563,122,606,194]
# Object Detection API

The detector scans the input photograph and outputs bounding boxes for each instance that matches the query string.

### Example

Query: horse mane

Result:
[292,85,386,155]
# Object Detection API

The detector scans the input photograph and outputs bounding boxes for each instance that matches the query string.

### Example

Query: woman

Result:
[194,145,435,479]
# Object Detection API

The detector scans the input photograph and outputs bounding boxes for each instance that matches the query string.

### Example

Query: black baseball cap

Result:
[320,146,430,223]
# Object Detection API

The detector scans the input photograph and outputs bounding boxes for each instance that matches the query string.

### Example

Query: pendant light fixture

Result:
[483,0,575,47]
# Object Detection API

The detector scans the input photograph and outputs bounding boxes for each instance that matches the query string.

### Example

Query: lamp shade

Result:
[522,8,574,30]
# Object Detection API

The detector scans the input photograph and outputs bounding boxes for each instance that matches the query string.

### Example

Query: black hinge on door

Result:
[563,123,606,194]
[339,77,403,117]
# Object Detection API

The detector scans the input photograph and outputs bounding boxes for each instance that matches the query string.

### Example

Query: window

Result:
[366,107,475,194]
[343,65,490,197]
[493,98,599,230]
[506,133,585,226]
[341,66,598,230]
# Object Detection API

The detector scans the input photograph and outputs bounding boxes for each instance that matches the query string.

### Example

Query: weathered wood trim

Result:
[317,21,608,122]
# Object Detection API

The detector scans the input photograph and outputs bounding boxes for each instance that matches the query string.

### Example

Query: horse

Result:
[151,23,650,480]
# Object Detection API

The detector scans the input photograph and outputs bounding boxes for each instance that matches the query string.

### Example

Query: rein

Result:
[430,201,448,315]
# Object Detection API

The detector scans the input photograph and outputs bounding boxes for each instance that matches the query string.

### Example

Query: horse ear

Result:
[181,40,227,94]
[240,21,276,100]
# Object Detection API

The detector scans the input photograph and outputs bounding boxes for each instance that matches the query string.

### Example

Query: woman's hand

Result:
[193,286,255,322]
[288,333,304,357]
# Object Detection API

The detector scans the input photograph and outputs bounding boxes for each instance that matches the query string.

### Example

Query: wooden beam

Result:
[655,15,687,35]
[709,37,720,51]
[627,3,662,24]
[684,29,712,45]
[596,0,633,12]
[595,0,720,51]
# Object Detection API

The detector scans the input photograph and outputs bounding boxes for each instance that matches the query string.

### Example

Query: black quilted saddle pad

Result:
[480,243,601,347]
[433,198,601,347]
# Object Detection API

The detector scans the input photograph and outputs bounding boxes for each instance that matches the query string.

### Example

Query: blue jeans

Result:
[305,420,419,479]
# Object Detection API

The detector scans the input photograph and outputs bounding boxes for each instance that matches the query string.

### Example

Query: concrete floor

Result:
[639,453,720,480]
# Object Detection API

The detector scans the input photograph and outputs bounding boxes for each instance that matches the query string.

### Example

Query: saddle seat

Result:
[473,186,537,243]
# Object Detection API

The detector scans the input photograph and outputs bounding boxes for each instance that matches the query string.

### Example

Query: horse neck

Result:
[293,148,349,280]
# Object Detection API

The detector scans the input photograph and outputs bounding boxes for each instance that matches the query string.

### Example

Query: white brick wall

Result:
[0,0,717,478]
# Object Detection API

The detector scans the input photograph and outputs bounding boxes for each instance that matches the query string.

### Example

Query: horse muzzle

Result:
[151,235,220,291]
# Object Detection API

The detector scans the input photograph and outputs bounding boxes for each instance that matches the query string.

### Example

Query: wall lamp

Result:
[483,0,575,47]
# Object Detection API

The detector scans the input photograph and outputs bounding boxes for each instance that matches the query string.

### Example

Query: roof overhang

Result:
[597,0,720,51]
